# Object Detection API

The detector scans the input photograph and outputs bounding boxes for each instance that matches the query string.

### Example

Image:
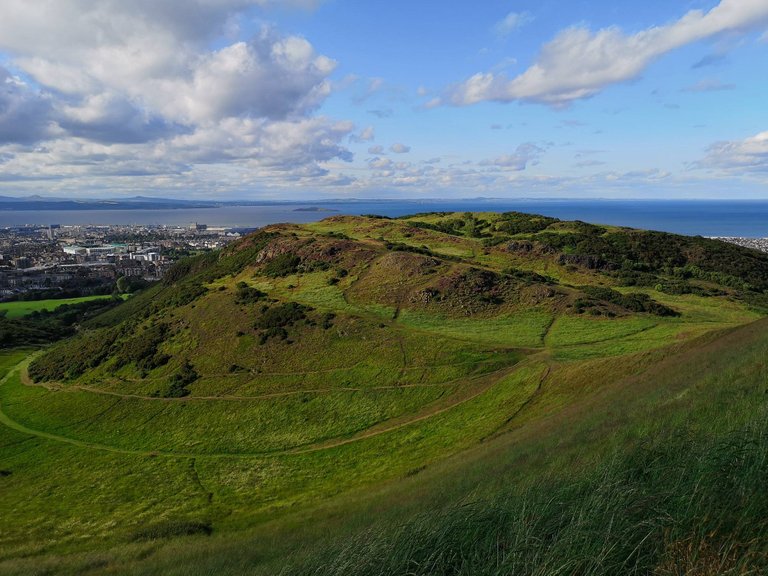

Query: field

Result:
[1,212,767,574]
[0,295,121,319]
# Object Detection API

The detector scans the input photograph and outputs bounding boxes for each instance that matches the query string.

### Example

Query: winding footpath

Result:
[0,353,536,459]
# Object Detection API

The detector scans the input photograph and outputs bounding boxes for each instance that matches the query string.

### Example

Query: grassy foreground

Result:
[1,212,767,574]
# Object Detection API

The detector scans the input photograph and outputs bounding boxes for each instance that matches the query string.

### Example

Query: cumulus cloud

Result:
[57,93,183,144]
[696,131,768,173]
[367,145,385,155]
[368,157,393,170]
[390,143,411,154]
[0,0,352,188]
[447,0,768,107]
[0,67,56,144]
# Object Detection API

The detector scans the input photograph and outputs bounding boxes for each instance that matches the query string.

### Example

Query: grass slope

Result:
[1,212,767,574]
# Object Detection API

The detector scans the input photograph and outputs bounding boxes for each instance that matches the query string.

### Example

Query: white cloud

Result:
[448,0,768,106]
[494,12,532,38]
[390,143,411,154]
[696,131,768,173]
[367,145,385,155]
[368,157,393,170]
[0,0,350,188]
[0,67,56,144]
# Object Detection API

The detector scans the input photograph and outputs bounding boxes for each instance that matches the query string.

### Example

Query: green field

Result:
[2,212,768,575]
[0,295,120,318]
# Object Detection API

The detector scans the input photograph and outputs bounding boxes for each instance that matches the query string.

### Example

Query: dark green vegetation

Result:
[2,212,768,574]
[0,296,124,348]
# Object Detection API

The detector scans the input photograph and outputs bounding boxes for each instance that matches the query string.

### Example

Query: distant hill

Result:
[0,195,220,210]
[3,211,768,574]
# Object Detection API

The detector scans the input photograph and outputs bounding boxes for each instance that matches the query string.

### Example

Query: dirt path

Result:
[2,354,531,459]
[287,363,529,454]
[20,365,504,403]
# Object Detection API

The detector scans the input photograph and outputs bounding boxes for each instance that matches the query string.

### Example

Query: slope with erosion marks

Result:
[2,212,766,569]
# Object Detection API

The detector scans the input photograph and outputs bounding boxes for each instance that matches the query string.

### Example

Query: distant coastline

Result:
[2,198,768,238]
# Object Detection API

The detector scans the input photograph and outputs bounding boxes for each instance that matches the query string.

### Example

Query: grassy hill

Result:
[1,212,767,574]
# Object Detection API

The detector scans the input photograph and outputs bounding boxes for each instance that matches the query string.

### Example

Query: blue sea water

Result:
[3,199,768,237]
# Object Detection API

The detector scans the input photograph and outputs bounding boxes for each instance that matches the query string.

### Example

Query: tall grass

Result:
[282,419,768,576]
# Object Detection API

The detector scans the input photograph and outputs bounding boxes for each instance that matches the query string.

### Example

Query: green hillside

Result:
[2,212,768,574]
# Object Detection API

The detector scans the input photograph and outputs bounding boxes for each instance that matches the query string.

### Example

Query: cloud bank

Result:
[0,0,354,188]
[697,131,768,173]
[447,0,768,107]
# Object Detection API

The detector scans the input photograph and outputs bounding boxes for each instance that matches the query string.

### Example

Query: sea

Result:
[3,199,768,238]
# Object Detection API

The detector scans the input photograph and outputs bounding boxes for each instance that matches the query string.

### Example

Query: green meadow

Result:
[2,212,768,574]
[0,295,119,318]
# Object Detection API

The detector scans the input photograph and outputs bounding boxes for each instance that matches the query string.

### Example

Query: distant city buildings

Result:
[712,237,768,254]
[0,223,247,299]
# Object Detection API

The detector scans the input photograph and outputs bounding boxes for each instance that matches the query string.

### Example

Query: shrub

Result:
[255,302,312,344]
[263,254,301,277]
[235,282,267,304]
[163,360,198,398]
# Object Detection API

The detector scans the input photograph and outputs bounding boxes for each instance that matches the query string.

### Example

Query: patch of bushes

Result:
[113,323,170,372]
[256,302,312,330]
[255,302,313,344]
[163,361,198,398]
[0,297,123,350]
[409,213,492,238]
[323,231,351,239]
[502,267,556,285]
[235,282,267,304]
[530,227,768,295]
[322,312,336,329]
[29,327,120,381]
[578,286,679,317]
[263,253,301,277]
[495,211,560,234]
[384,242,435,256]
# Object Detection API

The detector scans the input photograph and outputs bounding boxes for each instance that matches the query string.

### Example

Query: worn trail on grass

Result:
[20,365,506,403]
[2,355,531,459]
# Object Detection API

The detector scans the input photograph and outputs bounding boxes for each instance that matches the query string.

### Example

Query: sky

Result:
[0,0,767,200]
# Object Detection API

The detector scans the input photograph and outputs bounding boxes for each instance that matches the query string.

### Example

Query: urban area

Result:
[0,222,249,300]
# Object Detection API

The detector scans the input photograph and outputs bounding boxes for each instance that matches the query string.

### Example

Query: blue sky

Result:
[0,0,766,199]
